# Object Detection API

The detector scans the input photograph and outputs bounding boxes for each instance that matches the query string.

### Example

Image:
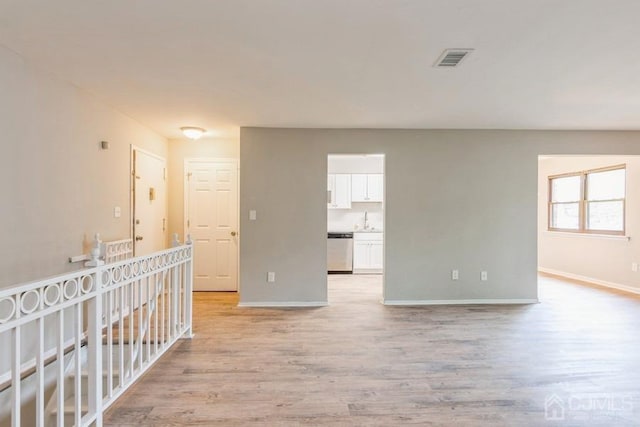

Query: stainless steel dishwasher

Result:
[327,232,353,273]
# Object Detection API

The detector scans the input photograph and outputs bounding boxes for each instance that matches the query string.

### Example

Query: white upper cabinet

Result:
[351,174,367,202]
[367,174,384,202]
[327,174,351,209]
[351,174,383,202]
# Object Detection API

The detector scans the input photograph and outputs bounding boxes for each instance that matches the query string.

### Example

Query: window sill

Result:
[544,231,630,241]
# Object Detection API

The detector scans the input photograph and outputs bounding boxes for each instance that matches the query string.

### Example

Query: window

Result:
[548,165,626,235]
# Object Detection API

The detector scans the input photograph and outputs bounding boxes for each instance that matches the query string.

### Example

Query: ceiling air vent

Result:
[434,49,474,68]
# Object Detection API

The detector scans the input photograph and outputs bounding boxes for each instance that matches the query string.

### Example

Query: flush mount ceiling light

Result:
[181,126,206,140]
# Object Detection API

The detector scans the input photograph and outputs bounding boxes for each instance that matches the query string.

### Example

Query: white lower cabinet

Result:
[369,240,383,269]
[353,232,383,273]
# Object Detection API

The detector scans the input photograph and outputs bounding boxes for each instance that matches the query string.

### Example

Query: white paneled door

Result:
[133,149,167,256]
[186,160,239,291]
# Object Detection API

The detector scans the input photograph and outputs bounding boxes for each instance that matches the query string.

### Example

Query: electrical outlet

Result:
[481,271,488,281]
[632,262,638,272]
[267,272,276,283]
[451,270,459,280]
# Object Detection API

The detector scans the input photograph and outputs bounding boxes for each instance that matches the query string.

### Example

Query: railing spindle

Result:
[137,278,143,368]
[187,256,194,336]
[161,275,166,348]
[153,278,158,355]
[128,282,134,378]
[177,264,183,333]
[118,286,124,388]
[74,303,82,427]
[88,271,103,426]
[12,325,21,427]
[171,266,178,339]
[146,275,151,363]
[185,236,194,336]
[107,287,113,398]
[57,310,64,427]
[36,317,44,427]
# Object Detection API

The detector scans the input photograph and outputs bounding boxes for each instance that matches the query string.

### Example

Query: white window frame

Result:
[548,164,626,236]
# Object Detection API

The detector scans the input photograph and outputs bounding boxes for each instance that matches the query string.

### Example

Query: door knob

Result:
[135,236,144,241]
[230,231,237,237]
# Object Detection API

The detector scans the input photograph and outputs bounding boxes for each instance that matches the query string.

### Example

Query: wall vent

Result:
[434,49,474,67]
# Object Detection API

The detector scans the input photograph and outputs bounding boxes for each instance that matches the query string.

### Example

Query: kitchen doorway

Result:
[327,154,385,304]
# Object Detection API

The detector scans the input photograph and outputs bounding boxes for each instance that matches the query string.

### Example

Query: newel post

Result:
[87,263,104,425]
[184,234,194,338]
[171,237,180,339]
[85,233,105,267]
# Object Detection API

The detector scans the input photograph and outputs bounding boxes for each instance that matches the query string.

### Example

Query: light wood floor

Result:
[104,274,640,426]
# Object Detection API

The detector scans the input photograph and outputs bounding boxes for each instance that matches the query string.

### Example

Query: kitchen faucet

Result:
[364,211,369,230]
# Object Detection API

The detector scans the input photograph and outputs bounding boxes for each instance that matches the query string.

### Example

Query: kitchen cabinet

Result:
[327,174,351,209]
[351,174,383,202]
[353,232,383,273]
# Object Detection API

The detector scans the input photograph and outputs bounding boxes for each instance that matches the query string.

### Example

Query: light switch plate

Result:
[249,210,257,221]
[114,206,121,218]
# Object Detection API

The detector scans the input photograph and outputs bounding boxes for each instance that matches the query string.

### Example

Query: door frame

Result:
[326,153,386,303]
[184,157,241,292]
[130,145,167,256]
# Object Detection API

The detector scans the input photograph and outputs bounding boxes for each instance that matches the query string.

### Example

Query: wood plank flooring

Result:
[104,274,640,426]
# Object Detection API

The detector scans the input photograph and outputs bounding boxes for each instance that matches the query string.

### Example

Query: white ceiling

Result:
[1,0,640,139]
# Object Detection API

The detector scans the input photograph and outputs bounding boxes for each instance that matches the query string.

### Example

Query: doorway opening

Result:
[537,155,639,298]
[327,154,385,304]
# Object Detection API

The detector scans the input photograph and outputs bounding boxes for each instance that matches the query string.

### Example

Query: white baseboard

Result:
[383,298,538,306]
[538,267,640,296]
[238,301,328,308]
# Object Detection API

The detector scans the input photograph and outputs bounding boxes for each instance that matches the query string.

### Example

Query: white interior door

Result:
[186,160,239,291]
[133,149,167,256]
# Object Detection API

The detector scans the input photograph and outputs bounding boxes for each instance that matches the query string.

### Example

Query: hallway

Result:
[104,275,640,425]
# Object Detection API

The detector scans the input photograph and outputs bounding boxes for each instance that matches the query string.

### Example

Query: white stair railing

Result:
[101,238,133,264]
[0,236,193,427]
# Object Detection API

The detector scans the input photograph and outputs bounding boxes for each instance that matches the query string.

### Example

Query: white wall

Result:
[538,156,640,291]
[0,45,168,287]
[240,128,640,305]
[327,155,383,174]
